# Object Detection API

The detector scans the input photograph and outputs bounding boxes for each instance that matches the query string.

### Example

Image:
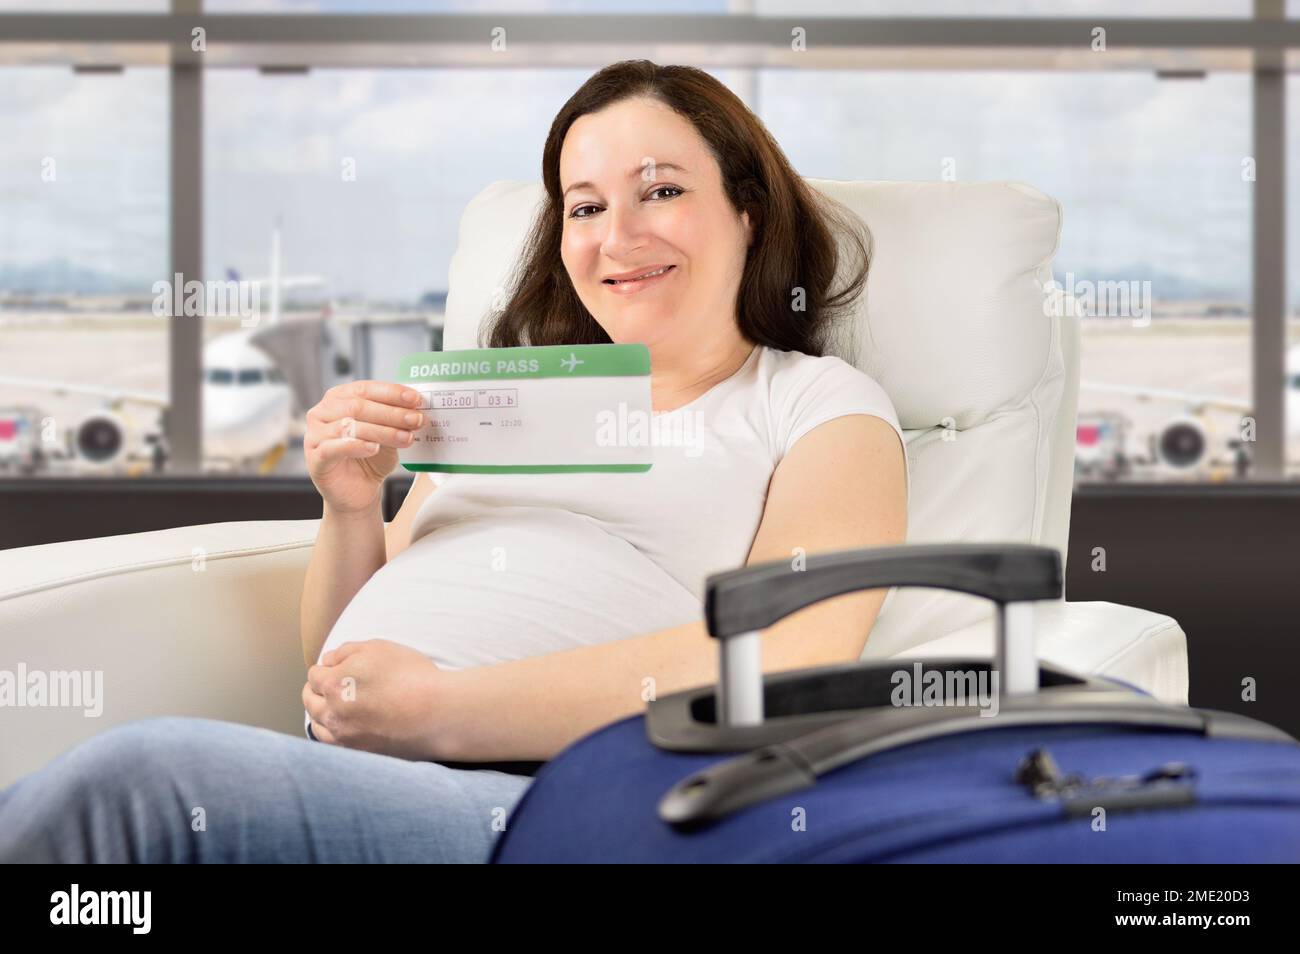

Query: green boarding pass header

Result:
[399,343,650,383]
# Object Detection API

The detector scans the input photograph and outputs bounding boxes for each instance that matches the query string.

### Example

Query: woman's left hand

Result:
[303,639,455,761]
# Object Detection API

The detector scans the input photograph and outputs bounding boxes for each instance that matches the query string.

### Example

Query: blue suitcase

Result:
[492,545,1300,863]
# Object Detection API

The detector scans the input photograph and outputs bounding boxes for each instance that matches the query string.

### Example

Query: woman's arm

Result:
[299,502,387,669]
[439,413,908,762]
[300,476,436,668]
[384,473,435,563]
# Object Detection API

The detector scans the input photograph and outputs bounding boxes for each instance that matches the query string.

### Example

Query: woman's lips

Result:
[603,264,676,295]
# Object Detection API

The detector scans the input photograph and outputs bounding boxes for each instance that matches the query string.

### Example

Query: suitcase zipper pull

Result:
[1015,749,1198,814]
[1014,748,1085,797]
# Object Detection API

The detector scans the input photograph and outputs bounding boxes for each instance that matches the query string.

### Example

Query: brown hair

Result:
[483,59,871,357]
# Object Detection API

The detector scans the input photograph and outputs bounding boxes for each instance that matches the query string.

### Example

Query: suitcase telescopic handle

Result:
[704,543,1063,727]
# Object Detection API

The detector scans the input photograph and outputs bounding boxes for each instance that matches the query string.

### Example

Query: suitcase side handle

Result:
[658,697,1294,830]
[704,543,1063,726]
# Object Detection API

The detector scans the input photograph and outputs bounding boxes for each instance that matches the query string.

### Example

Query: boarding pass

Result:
[396,343,653,474]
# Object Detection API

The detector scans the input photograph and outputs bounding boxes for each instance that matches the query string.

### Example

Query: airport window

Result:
[0,64,168,479]
[760,67,1279,483]
[0,7,1295,485]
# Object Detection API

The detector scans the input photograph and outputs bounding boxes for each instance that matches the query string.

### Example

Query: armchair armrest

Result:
[0,519,320,788]
[895,599,1189,705]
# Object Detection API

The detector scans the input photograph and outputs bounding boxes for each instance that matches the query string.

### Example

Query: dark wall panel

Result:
[1066,484,1300,739]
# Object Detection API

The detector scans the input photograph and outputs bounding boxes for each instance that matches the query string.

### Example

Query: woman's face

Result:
[558,96,752,350]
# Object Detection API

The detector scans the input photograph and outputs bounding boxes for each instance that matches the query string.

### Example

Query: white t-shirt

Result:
[313,344,908,696]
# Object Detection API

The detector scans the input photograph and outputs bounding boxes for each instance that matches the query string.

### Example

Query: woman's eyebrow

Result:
[563,162,689,199]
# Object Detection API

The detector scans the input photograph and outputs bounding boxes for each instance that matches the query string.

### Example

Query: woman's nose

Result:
[599,203,648,260]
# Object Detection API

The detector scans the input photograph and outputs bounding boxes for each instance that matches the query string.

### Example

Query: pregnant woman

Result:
[0,60,907,863]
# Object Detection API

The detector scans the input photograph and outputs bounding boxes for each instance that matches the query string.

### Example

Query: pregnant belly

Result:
[318,507,703,670]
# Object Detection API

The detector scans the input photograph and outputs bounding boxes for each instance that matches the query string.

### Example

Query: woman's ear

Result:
[742,210,753,248]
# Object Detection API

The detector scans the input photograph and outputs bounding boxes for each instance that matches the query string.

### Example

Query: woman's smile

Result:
[602,263,677,296]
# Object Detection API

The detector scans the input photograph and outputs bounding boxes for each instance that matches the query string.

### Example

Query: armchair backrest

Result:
[441,178,1079,657]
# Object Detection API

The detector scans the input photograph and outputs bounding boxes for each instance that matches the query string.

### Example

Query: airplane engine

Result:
[1153,415,1210,471]
[74,410,134,470]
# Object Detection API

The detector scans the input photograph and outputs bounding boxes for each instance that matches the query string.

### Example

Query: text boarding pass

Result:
[396,343,654,474]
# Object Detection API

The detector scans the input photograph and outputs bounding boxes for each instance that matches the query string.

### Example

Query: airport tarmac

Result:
[2,312,1298,479]
[1079,317,1300,478]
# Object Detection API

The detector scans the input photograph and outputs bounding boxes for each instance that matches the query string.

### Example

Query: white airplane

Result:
[199,331,295,466]
[1080,343,1300,474]
[0,226,322,474]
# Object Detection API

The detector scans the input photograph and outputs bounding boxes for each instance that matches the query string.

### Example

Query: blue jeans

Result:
[0,716,534,863]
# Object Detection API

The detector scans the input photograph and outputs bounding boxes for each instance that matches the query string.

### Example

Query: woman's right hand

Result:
[304,380,425,516]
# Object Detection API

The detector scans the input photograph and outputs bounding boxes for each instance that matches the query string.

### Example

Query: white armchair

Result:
[0,178,1188,789]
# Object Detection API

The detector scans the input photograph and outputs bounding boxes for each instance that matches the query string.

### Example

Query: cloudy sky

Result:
[1,0,1296,305]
